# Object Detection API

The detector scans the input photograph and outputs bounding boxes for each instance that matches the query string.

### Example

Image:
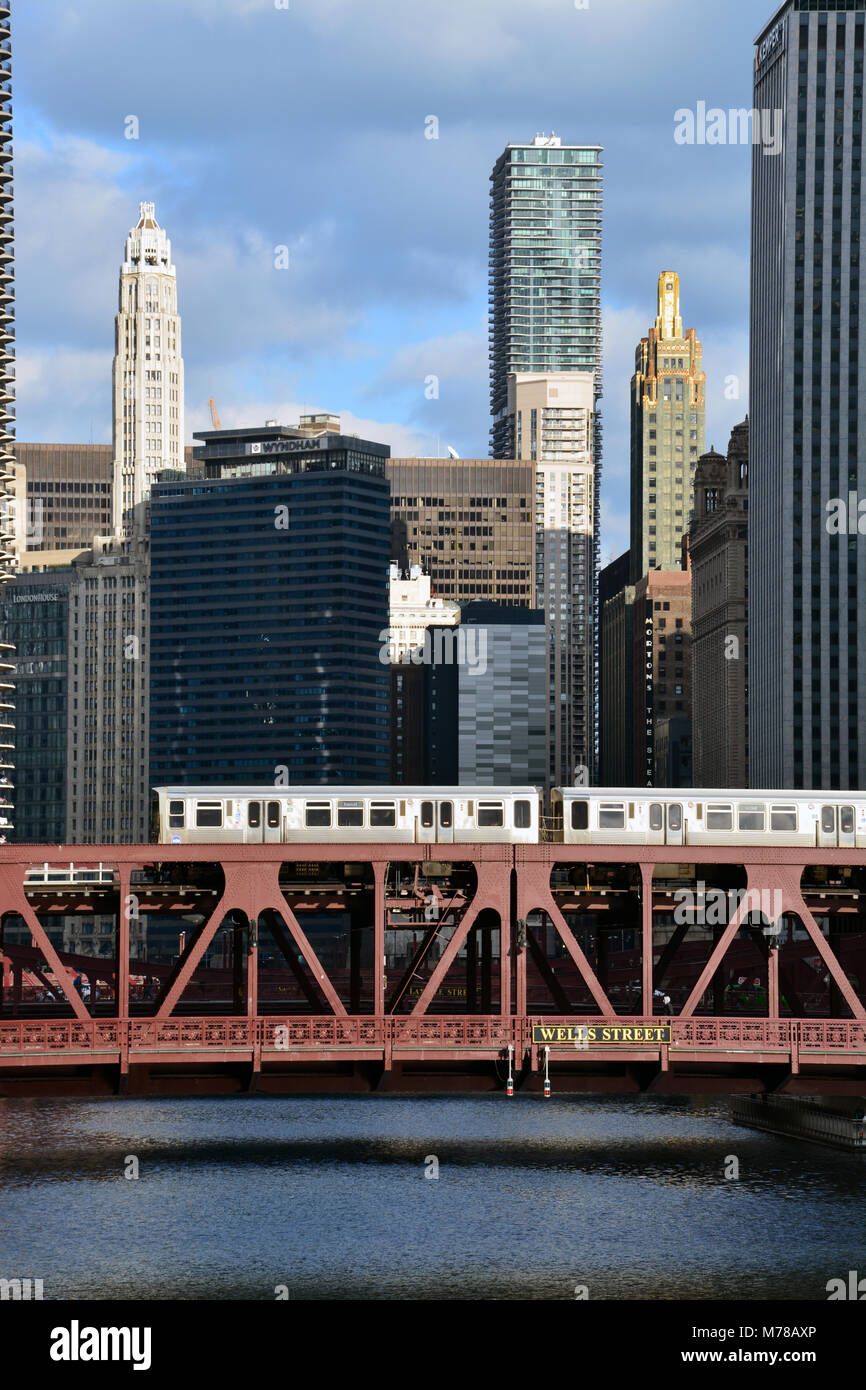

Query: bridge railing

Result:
[0,1015,865,1057]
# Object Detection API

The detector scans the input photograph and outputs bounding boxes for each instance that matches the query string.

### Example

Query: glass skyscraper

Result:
[149,422,392,786]
[489,134,603,460]
[751,2,866,789]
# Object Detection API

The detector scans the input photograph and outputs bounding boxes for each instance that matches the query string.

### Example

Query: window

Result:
[571,800,589,830]
[841,805,855,835]
[168,799,184,828]
[706,804,733,831]
[478,802,504,827]
[370,802,396,827]
[195,801,222,828]
[667,803,682,832]
[649,803,663,832]
[821,806,836,835]
[247,801,261,829]
[598,803,625,829]
[305,802,332,827]
[439,801,453,828]
[338,801,364,827]
[770,806,798,832]
[421,801,434,829]
[515,799,532,829]
[738,804,765,832]
[267,801,281,829]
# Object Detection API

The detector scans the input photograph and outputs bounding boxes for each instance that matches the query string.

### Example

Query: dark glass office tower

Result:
[0,571,71,843]
[751,2,866,788]
[149,422,391,785]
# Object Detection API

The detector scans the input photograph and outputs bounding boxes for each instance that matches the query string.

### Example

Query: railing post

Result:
[373,860,386,1018]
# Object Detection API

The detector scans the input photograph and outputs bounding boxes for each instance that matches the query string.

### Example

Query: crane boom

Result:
[208,397,222,430]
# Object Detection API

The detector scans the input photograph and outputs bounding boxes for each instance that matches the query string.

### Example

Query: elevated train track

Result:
[0,833,864,1096]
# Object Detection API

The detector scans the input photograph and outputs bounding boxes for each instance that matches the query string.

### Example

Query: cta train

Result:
[153,786,866,849]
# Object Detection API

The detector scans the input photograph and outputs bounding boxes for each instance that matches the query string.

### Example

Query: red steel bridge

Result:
[0,840,864,1097]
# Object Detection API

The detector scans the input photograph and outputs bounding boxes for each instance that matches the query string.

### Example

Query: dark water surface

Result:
[0,1094,863,1300]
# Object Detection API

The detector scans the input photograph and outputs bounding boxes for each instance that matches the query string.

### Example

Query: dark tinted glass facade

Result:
[149,430,391,784]
[0,572,71,842]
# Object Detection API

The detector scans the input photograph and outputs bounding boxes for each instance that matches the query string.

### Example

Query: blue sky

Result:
[13,0,765,558]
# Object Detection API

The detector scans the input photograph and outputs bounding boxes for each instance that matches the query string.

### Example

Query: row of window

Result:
[173,797,532,831]
[570,801,855,834]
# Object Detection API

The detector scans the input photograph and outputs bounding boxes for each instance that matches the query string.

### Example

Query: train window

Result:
[667,803,682,831]
[841,805,855,835]
[267,801,280,829]
[770,805,798,832]
[337,801,364,827]
[598,803,625,829]
[706,805,733,831]
[821,806,836,835]
[515,799,532,828]
[571,800,589,830]
[168,799,184,828]
[370,802,396,827]
[247,801,261,828]
[439,801,453,828]
[478,802,504,827]
[649,803,663,831]
[305,802,332,827]
[738,804,765,832]
[421,801,434,828]
[195,801,223,828]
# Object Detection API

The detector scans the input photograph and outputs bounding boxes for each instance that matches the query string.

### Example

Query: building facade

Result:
[150,421,391,785]
[632,557,693,787]
[0,4,15,834]
[599,550,634,786]
[426,602,547,786]
[387,563,459,782]
[751,2,866,788]
[66,538,150,843]
[488,134,603,463]
[630,271,706,581]
[0,572,68,842]
[13,444,112,555]
[510,371,596,785]
[387,458,534,605]
[690,421,749,788]
[112,202,185,537]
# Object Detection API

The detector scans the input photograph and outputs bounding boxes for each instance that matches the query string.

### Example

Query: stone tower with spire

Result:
[630,271,705,581]
[111,202,184,535]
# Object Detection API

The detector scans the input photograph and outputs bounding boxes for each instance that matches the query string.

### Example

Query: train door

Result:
[666,801,683,846]
[818,805,836,848]
[839,804,855,848]
[417,799,436,843]
[264,799,282,843]
[247,800,263,843]
[438,800,454,844]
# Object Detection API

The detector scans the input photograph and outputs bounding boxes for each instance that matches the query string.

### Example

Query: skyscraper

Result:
[751,2,866,789]
[0,3,15,835]
[510,370,596,784]
[489,135,603,461]
[112,202,184,536]
[488,134,603,782]
[630,272,706,581]
[150,420,391,785]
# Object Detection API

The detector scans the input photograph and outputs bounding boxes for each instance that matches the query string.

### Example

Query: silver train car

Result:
[154,786,540,846]
[154,786,866,849]
[552,789,866,849]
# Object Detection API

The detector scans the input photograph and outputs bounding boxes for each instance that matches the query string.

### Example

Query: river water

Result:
[0,1094,863,1301]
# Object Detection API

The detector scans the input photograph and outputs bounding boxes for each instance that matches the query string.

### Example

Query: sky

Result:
[13,0,766,560]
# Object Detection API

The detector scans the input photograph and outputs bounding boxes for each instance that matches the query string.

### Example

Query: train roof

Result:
[555,788,865,799]
[154,785,541,798]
